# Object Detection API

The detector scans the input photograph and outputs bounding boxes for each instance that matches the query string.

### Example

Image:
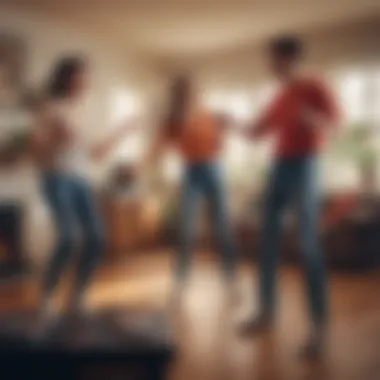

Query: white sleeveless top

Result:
[36,98,91,177]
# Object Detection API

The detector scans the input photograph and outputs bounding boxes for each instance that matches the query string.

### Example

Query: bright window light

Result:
[372,68,380,124]
[163,154,182,182]
[109,88,140,125]
[228,93,252,121]
[202,91,227,113]
[338,71,367,123]
[109,88,144,161]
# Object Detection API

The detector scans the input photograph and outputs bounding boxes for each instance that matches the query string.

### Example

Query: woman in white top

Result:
[32,56,136,317]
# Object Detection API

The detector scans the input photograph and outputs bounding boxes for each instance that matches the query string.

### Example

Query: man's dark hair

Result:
[269,35,303,59]
[47,56,87,98]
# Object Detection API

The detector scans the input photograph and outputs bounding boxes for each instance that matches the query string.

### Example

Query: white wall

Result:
[0,7,163,131]
[193,17,380,91]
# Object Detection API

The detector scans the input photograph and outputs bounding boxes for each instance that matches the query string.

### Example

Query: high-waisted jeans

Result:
[258,156,327,324]
[176,160,237,281]
[41,172,106,300]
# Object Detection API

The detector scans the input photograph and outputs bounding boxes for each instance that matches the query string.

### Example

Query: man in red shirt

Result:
[241,36,339,357]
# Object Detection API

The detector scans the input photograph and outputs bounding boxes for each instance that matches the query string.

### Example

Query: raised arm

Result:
[242,112,275,140]
[215,99,278,141]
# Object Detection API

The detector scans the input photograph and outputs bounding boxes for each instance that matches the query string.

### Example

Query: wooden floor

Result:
[0,250,379,380]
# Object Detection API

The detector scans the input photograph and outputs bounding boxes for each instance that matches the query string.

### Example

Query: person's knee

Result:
[179,224,195,244]
[300,229,321,259]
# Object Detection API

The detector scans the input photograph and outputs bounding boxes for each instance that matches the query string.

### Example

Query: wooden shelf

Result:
[102,194,161,261]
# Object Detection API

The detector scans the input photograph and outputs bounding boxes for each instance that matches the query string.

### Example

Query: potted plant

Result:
[0,127,31,167]
[331,122,378,195]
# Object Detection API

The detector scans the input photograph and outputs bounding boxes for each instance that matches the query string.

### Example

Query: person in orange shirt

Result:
[240,36,339,357]
[144,76,237,298]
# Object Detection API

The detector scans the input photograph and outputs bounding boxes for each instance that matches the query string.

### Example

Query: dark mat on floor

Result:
[0,308,175,379]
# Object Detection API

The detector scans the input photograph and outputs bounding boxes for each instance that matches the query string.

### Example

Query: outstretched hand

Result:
[216,113,255,139]
[118,116,144,137]
[91,116,143,162]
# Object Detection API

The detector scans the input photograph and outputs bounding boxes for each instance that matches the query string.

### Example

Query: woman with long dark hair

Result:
[144,76,238,298]
[31,56,136,319]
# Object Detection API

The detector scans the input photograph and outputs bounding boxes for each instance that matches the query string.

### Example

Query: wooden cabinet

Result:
[102,195,162,261]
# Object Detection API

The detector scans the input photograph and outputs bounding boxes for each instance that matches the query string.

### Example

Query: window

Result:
[109,88,145,161]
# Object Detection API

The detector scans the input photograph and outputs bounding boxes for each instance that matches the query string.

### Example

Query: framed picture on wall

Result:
[0,33,36,166]
[0,33,27,109]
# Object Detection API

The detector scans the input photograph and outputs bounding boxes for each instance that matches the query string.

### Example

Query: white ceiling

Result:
[4,0,380,69]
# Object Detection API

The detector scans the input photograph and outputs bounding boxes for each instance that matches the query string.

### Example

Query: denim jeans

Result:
[41,172,106,300]
[259,156,327,324]
[176,160,237,281]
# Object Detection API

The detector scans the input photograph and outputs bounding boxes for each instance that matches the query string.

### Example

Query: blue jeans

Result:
[176,161,237,281]
[41,172,106,299]
[259,156,327,324]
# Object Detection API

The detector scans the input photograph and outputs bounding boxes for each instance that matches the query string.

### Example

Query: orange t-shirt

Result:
[167,112,222,163]
[262,77,339,158]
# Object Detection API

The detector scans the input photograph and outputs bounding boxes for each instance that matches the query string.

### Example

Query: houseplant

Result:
[0,126,31,167]
[331,122,378,195]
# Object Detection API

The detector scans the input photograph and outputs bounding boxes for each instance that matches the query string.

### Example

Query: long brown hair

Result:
[166,75,191,137]
[47,56,87,99]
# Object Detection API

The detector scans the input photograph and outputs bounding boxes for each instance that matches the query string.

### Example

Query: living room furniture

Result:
[236,192,380,271]
[102,194,162,261]
[0,202,28,279]
[0,308,175,380]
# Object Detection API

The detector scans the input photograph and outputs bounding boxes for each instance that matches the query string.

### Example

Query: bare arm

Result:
[139,128,169,175]
[214,112,254,137]
[214,108,275,141]
[90,117,140,162]
[238,114,274,141]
